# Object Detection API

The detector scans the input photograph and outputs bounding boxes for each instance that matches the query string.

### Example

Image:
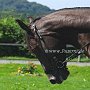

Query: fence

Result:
[0,43,25,46]
[0,43,83,61]
[0,43,29,57]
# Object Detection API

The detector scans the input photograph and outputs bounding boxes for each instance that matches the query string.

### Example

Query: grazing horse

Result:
[16,7,90,84]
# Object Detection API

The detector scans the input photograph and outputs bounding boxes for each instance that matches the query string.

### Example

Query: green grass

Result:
[0,56,37,60]
[71,57,90,62]
[0,64,90,90]
[0,56,89,62]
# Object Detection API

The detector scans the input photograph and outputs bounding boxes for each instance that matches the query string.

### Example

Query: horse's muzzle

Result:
[46,68,70,84]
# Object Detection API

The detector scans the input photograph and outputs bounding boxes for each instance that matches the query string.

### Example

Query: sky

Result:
[27,0,90,10]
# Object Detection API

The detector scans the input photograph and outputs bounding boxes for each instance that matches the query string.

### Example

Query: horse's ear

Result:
[28,16,34,23]
[16,19,34,36]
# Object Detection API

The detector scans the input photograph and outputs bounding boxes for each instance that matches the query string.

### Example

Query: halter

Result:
[32,24,90,68]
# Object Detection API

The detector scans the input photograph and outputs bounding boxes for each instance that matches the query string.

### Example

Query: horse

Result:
[16,7,90,84]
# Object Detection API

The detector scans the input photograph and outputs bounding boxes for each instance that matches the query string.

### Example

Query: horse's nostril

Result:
[47,74,56,84]
[50,79,56,84]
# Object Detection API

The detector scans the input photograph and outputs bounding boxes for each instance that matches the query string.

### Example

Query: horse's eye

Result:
[32,24,35,28]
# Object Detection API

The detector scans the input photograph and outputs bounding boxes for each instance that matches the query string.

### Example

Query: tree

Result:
[0,17,32,57]
[0,17,25,43]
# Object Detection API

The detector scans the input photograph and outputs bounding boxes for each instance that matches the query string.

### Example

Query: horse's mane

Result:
[34,7,90,23]
[33,17,41,23]
[56,7,90,12]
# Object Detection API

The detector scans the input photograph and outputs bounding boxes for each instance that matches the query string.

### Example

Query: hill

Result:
[0,0,54,18]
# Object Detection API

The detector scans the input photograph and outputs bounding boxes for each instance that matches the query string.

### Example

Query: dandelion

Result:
[18,67,22,73]
[18,69,21,73]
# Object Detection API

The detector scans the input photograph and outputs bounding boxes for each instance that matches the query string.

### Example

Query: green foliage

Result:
[0,0,54,18]
[18,63,39,75]
[0,17,24,43]
[0,17,33,57]
[0,0,54,57]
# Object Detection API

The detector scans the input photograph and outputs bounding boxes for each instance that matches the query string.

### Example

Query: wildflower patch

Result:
[17,62,42,76]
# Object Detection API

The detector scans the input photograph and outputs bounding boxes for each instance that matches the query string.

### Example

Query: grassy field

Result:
[0,56,89,62]
[0,56,37,60]
[0,64,90,90]
[71,57,90,62]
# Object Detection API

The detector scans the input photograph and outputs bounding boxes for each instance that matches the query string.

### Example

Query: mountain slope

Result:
[0,0,54,18]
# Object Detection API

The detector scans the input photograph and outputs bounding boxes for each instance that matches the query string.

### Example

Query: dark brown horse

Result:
[16,7,90,84]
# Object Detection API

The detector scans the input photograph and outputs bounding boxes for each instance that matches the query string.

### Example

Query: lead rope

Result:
[62,42,90,64]
[53,42,90,68]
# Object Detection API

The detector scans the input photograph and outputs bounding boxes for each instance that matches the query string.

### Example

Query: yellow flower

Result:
[18,70,21,73]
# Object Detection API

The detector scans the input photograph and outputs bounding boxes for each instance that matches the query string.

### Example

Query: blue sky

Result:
[27,0,90,10]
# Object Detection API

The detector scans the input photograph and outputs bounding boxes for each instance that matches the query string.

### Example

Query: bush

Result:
[0,17,24,43]
[0,17,35,57]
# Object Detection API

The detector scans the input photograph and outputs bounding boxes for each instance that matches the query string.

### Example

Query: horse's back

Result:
[35,7,90,32]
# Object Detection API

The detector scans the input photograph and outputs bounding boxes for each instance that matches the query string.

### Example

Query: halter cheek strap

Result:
[32,24,66,68]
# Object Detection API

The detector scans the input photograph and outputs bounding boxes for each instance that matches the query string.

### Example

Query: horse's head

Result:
[16,18,70,84]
